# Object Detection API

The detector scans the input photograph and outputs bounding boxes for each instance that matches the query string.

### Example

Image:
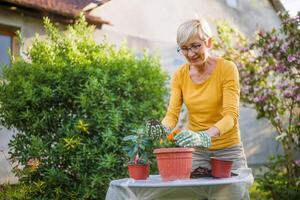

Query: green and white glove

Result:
[146,120,170,139]
[174,130,211,148]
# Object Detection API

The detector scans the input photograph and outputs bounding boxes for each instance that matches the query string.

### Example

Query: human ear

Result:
[206,37,213,48]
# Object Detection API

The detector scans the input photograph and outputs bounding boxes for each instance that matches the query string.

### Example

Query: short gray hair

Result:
[177,18,212,47]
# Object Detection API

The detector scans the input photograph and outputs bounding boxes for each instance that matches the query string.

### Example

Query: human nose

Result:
[186,48,196,56]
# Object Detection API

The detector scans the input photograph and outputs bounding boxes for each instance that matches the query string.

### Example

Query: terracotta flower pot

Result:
[211,157,233,178]
[128,163,149,180]
[154,147,195,181]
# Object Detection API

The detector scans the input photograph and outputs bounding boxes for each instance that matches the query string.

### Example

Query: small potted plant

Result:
[211,157,233,178]
[154,129,194,181]
[123,127,153,180]
[147,120,195,181]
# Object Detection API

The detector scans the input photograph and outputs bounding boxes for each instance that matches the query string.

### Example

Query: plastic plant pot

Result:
[154,147,195,181]
[128,163,149,180]
[211,157,233,178]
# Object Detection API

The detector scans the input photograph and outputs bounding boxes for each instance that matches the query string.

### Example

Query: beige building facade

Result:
[92,0,283,167]
[0,0,286,183]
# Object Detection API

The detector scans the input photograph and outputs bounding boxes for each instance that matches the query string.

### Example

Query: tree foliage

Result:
[0,16,168,199]
[214,12,300,200]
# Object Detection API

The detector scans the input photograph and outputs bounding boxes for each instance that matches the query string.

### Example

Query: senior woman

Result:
[148,18,249,200]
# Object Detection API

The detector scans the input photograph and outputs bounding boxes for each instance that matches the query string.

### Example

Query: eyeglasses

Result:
[177,44,202,55]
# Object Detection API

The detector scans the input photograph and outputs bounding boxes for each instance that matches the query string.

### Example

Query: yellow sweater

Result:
[162,58,241,150]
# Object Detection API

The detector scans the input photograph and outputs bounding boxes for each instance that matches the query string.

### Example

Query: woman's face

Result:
[179,37,211,66]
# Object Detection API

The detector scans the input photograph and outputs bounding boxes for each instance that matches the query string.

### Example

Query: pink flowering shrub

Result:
[214,12,299,199]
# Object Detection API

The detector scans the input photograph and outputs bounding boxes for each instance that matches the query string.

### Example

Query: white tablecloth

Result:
[105,168,254,200]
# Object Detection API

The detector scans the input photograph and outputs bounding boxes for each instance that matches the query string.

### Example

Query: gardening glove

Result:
[174,130,211,148]
[146,119,171,139]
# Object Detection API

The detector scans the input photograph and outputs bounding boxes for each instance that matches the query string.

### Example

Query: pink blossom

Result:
[240,47,249,52]
[283,90,293,98]
[271,36,277,42]
[287,55,296,62]
[291,85,299,93]
[280,45,288,53]
[27,158,40,170]
[258,30,265,37]
[278,80,289,90]
[134,154,139,164]
[275,64,286,72]
[253,97,260,103]
[242,88,248,94]
[253,95,267,103]
[297,94,300,102]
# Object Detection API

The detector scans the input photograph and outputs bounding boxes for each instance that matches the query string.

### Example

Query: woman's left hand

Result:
[174,130,211,148]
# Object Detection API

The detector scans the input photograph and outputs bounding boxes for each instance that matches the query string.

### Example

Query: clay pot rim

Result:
[210,157,233,163]
[154,147,195,154]
[127,163,149,166]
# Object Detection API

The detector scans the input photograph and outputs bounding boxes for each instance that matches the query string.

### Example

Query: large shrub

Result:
[214,12,299,200]
[0,17,168,199]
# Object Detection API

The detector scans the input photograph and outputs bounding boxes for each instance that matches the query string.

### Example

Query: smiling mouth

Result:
[190,54,205,63]
[190,59,199,63]
[190,57,203,63]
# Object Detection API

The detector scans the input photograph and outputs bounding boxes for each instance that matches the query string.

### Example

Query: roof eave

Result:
[0,0,110,27]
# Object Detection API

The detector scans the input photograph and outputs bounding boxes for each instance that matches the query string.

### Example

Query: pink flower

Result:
[280,45,288,53]
[275,64,286,72]
[253,97,259,103]
[242,86,251,94]
[283,90,292,98]
[258,30,265,37]
[27,158,40,170]
[240,47,249,52]
[271,36,277,42]
[291,85,299,93]
[287,55,296,62]
[253,95,267,103]
[296,94,300,102]
[134,154,139,164]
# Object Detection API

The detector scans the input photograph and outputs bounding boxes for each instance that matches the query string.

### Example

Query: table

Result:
[105,168,254,200]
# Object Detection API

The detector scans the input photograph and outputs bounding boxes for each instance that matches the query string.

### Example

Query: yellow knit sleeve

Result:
[214,61,240,135]
[162,71,183,130]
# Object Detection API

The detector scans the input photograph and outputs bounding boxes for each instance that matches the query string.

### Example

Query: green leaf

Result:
[123,135,138,141]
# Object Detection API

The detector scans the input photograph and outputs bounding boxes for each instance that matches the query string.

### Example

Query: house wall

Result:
[94,0,281,43]
[0,9,46,52]
[0,10,45,184]
[92,0,284,167]
[0,0,284,183]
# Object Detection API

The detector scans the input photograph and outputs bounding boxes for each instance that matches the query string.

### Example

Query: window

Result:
[0,24,19,68]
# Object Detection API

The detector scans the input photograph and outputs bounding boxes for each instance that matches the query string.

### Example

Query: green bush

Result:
[0,16,168,199]
[214,12,299,199]
[256,156,300,200]
[0,183,32,200]
[249,181,271,200]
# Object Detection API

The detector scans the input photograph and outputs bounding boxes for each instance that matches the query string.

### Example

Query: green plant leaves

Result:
[214,12,300,199]
[123,135,138,142]
[0,15,168,199]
